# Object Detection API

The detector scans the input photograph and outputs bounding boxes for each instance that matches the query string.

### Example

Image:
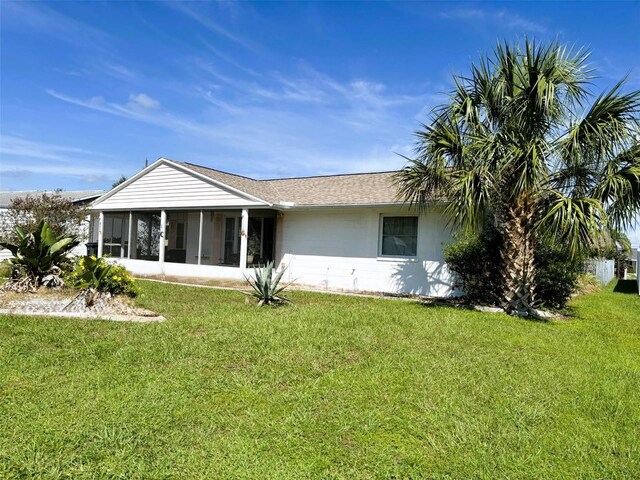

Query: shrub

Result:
[444,226,584,310]
[244,261,290,306]
[0,191,88,244]
[66,256,139,297]
[444,226,502,305]
[534,242,584,309]
[0,220,78,292]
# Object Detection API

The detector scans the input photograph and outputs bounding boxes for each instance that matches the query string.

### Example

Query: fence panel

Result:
[584,258,615,285]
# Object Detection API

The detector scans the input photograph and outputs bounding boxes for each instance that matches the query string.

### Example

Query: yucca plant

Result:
[244,261,291,306]
[0,220,78,292]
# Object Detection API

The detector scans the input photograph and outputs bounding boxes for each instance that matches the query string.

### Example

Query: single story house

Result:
[88,158,456,296]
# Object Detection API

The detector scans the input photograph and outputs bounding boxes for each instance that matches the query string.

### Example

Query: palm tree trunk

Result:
[500,200,537,316]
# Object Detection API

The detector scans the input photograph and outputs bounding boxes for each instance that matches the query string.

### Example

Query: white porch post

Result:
[159,210,166,266]
[127,211,133,259]
[197,210,204,266]
[97,211,104,258]
[240,208,249,270]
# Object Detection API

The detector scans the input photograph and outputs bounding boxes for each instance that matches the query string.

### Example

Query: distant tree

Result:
[0,191,88,244]
[112,175,128,188]
[397,40,640,315]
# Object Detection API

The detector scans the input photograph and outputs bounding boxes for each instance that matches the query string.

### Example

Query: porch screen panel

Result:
[223,216,240,266]
[132,212,161,261]
[165,211,199,264]
[102,213,129,258]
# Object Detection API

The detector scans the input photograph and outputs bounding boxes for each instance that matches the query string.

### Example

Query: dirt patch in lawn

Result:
[0,288,164,322]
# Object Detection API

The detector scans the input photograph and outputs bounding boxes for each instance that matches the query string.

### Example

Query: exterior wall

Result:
[278,206,456,296]
[94,163,264,210]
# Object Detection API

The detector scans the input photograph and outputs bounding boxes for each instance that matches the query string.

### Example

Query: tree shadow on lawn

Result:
[613,279,638,294]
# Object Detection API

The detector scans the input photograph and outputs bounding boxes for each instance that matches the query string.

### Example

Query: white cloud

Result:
[0,135,119,186]
[0,135,110,163]
[440,8,548,34]
[46,63,433,178]
[128,93,160,109]
[167,2,256,50]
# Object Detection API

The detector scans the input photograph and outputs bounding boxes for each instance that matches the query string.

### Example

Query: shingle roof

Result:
[173,160,401,206]
[0,190,105,209]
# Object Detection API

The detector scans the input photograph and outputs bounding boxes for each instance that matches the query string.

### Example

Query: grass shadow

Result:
[613,279,638,294]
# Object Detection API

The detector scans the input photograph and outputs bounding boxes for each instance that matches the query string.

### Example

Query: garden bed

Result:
[0,288,164,322]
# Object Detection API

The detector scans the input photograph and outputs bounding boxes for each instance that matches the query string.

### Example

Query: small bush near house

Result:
[66,256,139,297]
[0,191,88,244]
[443,226,502,305]
[244,261,290,306]
[0,220,78,292]
[534,242,585,309]
[444,226,584,310]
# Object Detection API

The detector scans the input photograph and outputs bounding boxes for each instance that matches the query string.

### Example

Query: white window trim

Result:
[377,214,419,261]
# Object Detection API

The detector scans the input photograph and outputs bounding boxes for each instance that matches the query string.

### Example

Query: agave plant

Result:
[244,261,291,306]
[0,220,78,292]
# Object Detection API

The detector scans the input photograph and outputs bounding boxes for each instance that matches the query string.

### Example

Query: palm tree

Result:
[396,40,640,315]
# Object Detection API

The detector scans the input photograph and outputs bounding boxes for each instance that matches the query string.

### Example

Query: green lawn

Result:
[1,281,639,479]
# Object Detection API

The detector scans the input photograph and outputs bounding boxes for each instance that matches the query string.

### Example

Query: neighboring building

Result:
[86,158,456,296]
[0,190,104,261]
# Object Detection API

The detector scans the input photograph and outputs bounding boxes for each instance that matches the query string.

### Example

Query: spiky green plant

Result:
[244,261,291,306]
[396,40,640,316]
[0,220,79,292]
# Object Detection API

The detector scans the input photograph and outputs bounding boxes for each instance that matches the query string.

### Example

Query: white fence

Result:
[584,258,615,286]
[637,249,639,294]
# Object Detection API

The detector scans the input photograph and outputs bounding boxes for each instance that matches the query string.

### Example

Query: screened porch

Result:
[88,208,278,270]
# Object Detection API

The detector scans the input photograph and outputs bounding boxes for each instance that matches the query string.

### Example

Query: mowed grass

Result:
[1,280,639,479]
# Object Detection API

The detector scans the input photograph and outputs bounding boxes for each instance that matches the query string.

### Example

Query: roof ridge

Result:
[170,158,399,182]
[172,160,261,182]
[262,170,399,182]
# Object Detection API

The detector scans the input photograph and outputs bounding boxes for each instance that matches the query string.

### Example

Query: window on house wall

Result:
[380,216,418,257]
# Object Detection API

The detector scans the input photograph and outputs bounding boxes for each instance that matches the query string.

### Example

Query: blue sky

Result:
[1,1,639,241]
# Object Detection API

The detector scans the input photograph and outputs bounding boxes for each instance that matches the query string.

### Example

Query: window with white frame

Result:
[380,216,418,257]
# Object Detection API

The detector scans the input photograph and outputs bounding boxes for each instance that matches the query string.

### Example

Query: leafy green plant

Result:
[444,224,503,305]
[0,191,88,244]
[444,226,584,310]
[0,220,78,292]
[66,256,139,297]
[244,261,290,306]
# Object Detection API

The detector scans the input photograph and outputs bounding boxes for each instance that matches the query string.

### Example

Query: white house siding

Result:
[94,163,264,210]
[279,206,456,296]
